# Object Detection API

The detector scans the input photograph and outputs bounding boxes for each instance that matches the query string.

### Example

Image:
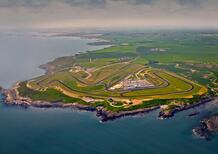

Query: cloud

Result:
[0,0,51,7]
[111,0,204,6]
[113,0,154,5]
[0,0,207,8]
[176,0,199,5]
[176,0,203,7]
[0,0,217,29]
[62,0,106,8]
[0,0,106,8]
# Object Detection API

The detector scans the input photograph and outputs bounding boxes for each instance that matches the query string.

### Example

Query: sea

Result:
[0,31,218,154]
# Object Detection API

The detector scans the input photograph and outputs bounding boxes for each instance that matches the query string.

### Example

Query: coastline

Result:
[2,81,216,122]
[38,34,113,75]
[192,111,218,139]
[2,83,159,122]
[158,96,215,119]
[1,34,216,122]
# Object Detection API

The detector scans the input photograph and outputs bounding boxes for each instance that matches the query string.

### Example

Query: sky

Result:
[0,0,218,29]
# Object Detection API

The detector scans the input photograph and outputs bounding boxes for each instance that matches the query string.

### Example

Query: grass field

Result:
[17,31,218,111]
[23,60,207,111]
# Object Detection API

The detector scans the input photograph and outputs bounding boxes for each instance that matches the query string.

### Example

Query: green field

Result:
[17,31,218,112]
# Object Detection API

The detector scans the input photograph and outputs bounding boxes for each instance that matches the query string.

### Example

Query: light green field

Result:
[17,31,218,111]
[27,61,206,102]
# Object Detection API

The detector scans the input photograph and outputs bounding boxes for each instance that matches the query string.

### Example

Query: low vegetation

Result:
[17,31,218,112]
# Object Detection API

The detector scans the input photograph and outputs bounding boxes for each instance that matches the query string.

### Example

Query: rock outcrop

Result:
[3,82,160,122]
[204,116,218,132]
[193,115,218,139]
[158,97,214,119]
[96,106,159,122]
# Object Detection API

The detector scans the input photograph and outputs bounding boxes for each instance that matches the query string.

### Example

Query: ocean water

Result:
[0,32,107,88]
[0,32,218,154]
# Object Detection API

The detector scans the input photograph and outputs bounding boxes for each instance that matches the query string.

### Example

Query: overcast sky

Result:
[0,0,218,29]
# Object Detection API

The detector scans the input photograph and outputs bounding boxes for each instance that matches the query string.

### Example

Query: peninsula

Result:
[4,32,218,121]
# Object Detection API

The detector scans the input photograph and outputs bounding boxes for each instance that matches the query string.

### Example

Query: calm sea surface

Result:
[0,32,218,154]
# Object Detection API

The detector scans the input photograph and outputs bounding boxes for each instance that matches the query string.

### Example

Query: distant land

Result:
[3,31,218,122]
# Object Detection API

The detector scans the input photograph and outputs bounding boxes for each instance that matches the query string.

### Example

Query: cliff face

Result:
[204,115,218,132]
[193,113,218,139]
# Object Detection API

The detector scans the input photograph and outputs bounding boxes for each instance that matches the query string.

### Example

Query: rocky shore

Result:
[158,96,214,119]
[87,41,112,46]
[39,63,55,74]
[193,114,218,139]
[96,106,159,122]
[2,82,216,122]
[2,83,159,122]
